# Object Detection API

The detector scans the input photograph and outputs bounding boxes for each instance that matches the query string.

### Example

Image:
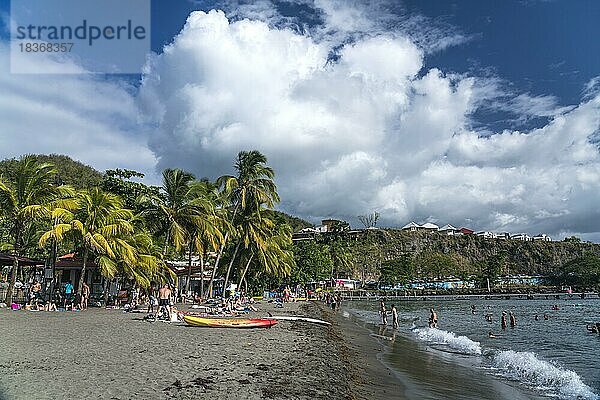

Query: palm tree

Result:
[328,240,353,279]
[223,208,273,292]
[205,190,234,298]
[237,223,295,290]
[218,151,280,212]
[0,156,69,305]
[104,228,173,293]
[138,169,198,256]
[212,151,280,295]
[183,181,223,296]
[39,187,134,294]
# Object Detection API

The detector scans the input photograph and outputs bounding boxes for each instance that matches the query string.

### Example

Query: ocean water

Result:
[345,299,600,399]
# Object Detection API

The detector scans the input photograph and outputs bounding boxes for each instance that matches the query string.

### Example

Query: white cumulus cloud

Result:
[139,9,600,239]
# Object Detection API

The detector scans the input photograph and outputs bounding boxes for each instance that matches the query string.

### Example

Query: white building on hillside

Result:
[438,224,459,235]
[532,233,551,241]
[476,231,495,239]
[421,222,439,231]
[401,221,421,232]
[512,233,532,241]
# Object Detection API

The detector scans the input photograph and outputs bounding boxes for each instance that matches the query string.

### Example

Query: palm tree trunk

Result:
[4,228,21,305]
[200,251,205,299]
[78,248,89,295]
[162,230,171,257]
[185,241,194,295]
[238,253,254,288]
[206,232,227,299]
[208,202,240,295]
[223,240,242,295]
[103,278,111,306]
[4,256,19,305]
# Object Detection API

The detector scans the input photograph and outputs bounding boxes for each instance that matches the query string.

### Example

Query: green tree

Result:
[137,168,198,256]
[0,156,70,304]
[238,222,295,288]
[380,254,414,285]
[416,252,458,280]
[39,187,134,294]
[554,253,600,289]
[291,241,333,284]
[328,240,353,278]
[101,169,159,211]
[223,207,273,291]
[183,180,224,295]
[215,151,280,294]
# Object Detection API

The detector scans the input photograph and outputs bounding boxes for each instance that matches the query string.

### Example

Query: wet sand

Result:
[0,301,407,400]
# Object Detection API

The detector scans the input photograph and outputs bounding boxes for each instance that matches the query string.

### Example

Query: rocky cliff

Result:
[344,229,598,279]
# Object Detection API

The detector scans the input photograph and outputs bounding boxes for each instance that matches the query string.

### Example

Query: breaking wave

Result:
[492,350,598,400]
[413,327,482,355]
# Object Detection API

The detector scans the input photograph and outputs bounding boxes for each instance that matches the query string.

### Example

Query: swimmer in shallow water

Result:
[488,331,496,338]
[429,308,438,328]
[586,323,600,334]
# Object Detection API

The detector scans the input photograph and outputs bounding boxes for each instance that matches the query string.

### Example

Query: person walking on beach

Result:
[391,304,399,329]
[501,311,508,330]
[429,308,438,328]
[64,281,74,310]
[380,300,388,325]
[147,283,157,314]
[80,282,90,310]
[509,311,516,328]
[157,283,172,318]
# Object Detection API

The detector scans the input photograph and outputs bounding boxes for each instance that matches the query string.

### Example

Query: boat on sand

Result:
[183,315,277,328]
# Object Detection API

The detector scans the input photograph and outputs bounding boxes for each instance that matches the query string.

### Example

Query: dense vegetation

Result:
[2,154,599,302]
[314,229,600,290]
[0,152,307,304]
[0,154,103,189]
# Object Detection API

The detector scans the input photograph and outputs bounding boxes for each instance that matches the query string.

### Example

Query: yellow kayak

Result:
[183,315,277,328]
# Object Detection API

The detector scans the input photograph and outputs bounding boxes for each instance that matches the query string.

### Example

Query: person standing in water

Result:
[391,304,399,329]
[379,300,388,325]
[429,308,438,328]
[509,311,516,328]
[501,311,508,330]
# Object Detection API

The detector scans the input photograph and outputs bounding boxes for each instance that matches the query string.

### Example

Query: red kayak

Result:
[183,315,277,328]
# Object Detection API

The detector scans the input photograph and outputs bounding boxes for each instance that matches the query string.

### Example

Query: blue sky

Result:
[1,0,600,240]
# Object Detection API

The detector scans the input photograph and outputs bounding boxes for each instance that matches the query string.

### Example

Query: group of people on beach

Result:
[378,300,400,329]
[16,280,91,312]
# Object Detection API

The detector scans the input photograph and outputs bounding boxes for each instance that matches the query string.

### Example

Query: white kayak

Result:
[267,315,331,326]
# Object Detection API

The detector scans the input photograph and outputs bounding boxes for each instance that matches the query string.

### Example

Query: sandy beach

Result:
[0,301,398,400]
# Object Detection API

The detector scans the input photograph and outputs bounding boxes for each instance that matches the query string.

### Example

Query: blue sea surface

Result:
[346,298,600,399]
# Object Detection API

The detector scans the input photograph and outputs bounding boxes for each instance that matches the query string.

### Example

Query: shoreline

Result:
[316,302,403,400]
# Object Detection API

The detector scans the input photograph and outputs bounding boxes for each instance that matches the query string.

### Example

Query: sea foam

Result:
[493,350,598,400]
[413,327,482,355]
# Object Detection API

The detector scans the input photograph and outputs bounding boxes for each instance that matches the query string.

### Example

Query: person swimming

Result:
[429,308,438,328]
[488,331,496,338]
[586,323,600,334]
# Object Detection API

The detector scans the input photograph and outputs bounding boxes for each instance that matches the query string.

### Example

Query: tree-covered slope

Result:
[0,154,103,189]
